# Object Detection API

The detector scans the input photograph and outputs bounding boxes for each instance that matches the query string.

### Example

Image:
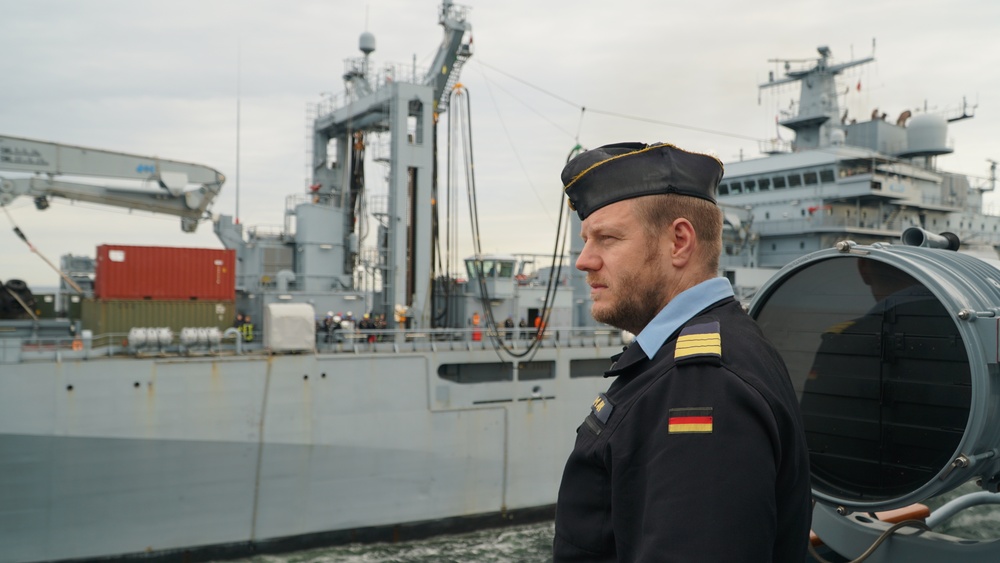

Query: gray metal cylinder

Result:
[749,242,1000,511]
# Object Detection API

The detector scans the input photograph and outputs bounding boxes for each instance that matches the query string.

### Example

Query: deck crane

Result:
[0,134,225,232]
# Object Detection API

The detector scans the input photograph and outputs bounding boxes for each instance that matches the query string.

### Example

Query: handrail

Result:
[3,325,623,363]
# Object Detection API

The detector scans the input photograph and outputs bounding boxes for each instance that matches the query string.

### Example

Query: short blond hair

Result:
[634,194,723,275]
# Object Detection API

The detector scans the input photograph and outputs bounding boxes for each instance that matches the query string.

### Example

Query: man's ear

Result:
[669,218,697,267]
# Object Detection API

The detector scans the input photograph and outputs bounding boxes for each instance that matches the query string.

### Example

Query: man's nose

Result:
[576,243,600,272]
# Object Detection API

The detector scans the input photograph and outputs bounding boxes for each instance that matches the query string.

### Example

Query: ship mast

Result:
[310,2,472,329]
[761,45,873,151]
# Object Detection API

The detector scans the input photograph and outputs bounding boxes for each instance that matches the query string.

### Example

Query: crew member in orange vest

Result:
[472,312,482,341]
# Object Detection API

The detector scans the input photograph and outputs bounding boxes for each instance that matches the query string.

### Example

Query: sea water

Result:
[219,484,1000,563]
[217,521,556,563]
[925,481,1000,539]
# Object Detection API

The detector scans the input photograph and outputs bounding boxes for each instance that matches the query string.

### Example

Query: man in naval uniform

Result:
[553,142,811,562]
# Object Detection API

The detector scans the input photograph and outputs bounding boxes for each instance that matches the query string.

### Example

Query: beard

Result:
[588,250,666,335]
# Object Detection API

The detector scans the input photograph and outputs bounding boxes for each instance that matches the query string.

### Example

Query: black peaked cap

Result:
[562,142,724,220]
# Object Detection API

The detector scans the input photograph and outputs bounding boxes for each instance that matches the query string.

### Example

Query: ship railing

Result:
[752,216,905,235]
[2,333,95,364]
[954,231,1000,246]
[3,326,624,364]
[247,224,287,240]
[6,329,237,363]
[747,215,1000,246]
[758,138,792,155]
[316,325,624,354]
[314,59,430,118]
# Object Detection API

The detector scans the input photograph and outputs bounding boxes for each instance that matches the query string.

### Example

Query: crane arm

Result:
[0,135,225,232]
[423,0,472,114]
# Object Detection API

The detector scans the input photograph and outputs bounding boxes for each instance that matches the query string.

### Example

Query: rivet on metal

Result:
[835,240,856,252]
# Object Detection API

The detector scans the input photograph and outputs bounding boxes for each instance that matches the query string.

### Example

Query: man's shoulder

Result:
[667,302,791,391]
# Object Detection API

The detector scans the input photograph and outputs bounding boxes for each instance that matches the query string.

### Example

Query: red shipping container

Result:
[95,245,236,301]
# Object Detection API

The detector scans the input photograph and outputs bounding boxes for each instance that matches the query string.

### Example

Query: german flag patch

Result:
[674,321,721,364]
[668,407,713,434]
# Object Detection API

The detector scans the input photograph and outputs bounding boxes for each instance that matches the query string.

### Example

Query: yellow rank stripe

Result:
[674,333,721,359]
[668,423,714,433]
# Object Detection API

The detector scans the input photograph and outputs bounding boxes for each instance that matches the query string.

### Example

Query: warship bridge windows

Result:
[819,169,835,183]
[839,159,875,177]
[773,176,787,189]
[787,174,802,187]
[746,244,1000,512]
[744,180,757,193]
[758,178,771,191]
[803,171,819,186]
[465,258,515,280]
[718,183,730,196]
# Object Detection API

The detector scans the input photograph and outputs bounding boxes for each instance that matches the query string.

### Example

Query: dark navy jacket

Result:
[553,298,811,562]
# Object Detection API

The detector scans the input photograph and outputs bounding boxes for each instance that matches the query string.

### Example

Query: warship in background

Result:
[728,45,1000,562]
[2,2,1000,560]
[718,45,997,303]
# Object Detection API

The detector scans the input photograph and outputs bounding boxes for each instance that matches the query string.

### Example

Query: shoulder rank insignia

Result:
[668,407,713,434]
[591,393,613,423]
[674,321,721,364]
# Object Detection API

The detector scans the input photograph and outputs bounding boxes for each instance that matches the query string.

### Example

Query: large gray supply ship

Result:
[3,2,1000,560]
[0,3,619,561]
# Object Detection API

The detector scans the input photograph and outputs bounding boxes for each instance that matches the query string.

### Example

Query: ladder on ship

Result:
[436,43,472,114]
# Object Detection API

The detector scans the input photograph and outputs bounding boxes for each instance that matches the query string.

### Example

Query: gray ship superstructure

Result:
[718,45,997,300]
[0,3,620,561]
[727,46,1000,562]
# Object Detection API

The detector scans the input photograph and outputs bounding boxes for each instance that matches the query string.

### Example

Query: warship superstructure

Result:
[732,46,1000,562]
[718,45,997,301]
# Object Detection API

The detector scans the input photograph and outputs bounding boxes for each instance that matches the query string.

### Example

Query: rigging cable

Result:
[475,65,558,226]
[474,58,760,143]
[2,204,84,294]
[478,57,986,182]
[431,118,448,326]
[448,85,569,362]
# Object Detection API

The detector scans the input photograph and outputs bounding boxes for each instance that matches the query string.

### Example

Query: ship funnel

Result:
[901,227,960,250]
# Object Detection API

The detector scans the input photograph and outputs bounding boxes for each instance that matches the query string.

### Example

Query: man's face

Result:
[576,200,668,334]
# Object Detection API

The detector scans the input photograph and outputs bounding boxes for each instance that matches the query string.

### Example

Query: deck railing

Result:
[3,326,624,364]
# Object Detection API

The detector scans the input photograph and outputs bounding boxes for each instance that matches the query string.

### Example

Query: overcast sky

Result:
[2,0,999,288]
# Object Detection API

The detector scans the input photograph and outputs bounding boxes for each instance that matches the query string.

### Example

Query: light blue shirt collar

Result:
[635,277,735,359]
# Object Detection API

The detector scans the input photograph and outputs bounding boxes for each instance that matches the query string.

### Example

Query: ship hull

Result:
[0,345,617,562]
